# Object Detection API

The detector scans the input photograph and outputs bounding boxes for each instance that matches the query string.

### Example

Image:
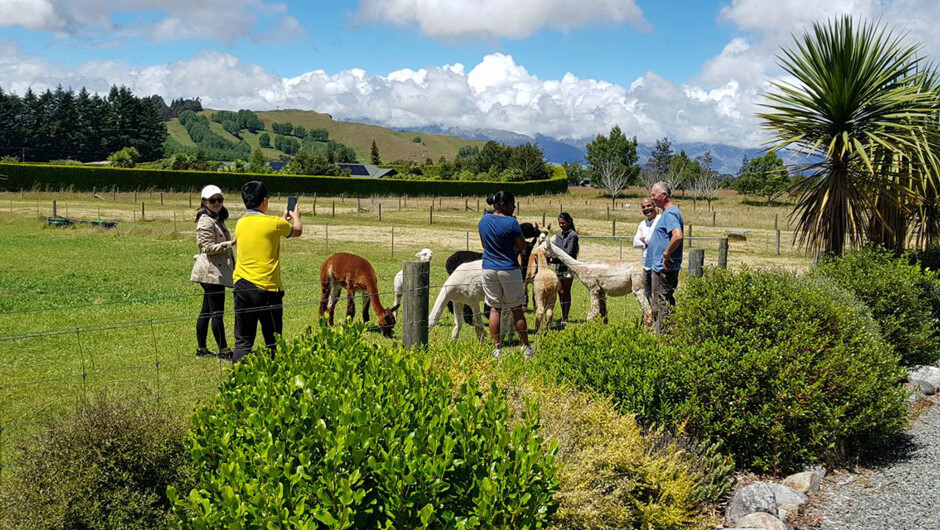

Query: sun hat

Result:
[200,185,223,199]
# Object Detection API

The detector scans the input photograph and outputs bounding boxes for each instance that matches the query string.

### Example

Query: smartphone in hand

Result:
[287,196,298,213]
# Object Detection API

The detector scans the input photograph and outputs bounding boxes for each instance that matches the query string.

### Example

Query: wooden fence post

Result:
[776,230,781,255]
[357,198,361,214]
[378,203,382,222]
[688,225,693,248]
[774,213,779,231]
[402,260,430,349]
[430,204,434,224]
[141,202,145,219]
[718,238,729,268]
[712,211,716,226]
[541,212,546,227]
[612,219,616,236]
[689,248,705,278]
[52,200,57,218]
[160,192,163,206]
[332,201,335,218]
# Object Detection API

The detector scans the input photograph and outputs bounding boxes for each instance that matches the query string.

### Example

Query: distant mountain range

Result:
[403,125,820,175]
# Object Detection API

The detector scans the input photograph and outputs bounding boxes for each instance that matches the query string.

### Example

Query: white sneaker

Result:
[522,345,534,359]
[492,347,501,358]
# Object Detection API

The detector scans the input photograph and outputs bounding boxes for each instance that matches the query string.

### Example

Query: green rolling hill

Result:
[168,109,486,163]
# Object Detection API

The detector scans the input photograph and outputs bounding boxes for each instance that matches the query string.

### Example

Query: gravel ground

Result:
[811,399,940,530]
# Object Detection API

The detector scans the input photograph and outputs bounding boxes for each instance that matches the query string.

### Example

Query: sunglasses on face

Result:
[207,197,224,205]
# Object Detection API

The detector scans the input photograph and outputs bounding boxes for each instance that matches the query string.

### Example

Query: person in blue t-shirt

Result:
[478,191,532,358]
[647,181,684,334]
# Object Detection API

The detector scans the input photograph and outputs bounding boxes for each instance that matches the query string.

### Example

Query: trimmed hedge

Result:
[170,325,558,528]
[0,162,568,197]
[668,267,908,473]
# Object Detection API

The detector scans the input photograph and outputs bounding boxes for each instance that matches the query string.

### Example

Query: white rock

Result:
[731,512,787,530]
[908,365,940,388]
[766,482,809,506]
[725,483,777,524]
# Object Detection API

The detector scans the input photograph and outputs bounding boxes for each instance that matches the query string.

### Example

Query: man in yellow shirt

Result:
[230,181,302,362]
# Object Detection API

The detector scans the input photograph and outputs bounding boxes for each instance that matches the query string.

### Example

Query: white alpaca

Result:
[392,248,433,316]
[428,260,514,341]
[541,237,651,324]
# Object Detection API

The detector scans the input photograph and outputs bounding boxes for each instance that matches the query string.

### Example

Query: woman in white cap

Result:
[190,185,235,358]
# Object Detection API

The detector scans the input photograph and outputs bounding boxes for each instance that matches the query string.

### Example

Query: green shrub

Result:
[170,325,558,528]
[669,267,908,472]
[0,395,195,530]
[912,245,940,272]
[534,323,684,425]
[812,246,940,366]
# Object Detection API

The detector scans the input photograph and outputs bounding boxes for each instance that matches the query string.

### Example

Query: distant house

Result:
[267,161,287,172]
[337,163,398,178]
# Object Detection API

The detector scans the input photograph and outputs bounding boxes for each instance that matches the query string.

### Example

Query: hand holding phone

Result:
[287,196,298,213]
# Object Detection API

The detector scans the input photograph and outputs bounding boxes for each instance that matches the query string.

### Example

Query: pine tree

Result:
[370,139,380,165]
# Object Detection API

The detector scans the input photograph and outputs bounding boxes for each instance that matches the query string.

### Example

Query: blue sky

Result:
[1,0,938,147]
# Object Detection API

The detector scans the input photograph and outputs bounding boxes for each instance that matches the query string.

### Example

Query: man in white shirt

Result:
[633,198,660,302]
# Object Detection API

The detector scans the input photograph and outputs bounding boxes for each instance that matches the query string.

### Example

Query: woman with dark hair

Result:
[190,185,235,359]
[478,191,532,358]
[554,212,579,324]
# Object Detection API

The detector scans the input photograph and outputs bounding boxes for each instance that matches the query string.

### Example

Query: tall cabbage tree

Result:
[759,16,940,255]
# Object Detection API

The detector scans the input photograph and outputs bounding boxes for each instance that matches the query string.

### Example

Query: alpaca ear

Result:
[388,303,400,313]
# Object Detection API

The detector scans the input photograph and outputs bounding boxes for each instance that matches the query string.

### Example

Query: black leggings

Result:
[196,283,228,350]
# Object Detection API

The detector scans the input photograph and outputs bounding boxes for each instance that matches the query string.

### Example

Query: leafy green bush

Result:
[669,267,907,472]
[812,246,940,366]
[912,245,940,272]
[170,325,558,528]
[0,395,195,530]
[534,323,684,425]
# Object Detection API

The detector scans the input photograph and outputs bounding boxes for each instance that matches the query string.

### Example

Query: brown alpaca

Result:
[319,253,399,337]
[526,235,560,331]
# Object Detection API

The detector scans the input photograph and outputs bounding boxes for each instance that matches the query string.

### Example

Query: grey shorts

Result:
[482,268,526,309]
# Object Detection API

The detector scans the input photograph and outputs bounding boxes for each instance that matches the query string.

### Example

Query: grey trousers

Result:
[651,269,679,334]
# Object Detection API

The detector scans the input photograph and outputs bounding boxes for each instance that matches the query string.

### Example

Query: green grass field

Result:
[0,186,810,465]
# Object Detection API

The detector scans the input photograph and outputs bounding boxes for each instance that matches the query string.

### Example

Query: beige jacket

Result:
[190,214,234,287]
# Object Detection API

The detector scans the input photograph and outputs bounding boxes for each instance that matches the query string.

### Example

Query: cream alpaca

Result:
[541,237,651,324]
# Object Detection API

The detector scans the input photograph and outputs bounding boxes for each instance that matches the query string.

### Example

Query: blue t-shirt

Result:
[479,214,523,270]
[647,205,683,272]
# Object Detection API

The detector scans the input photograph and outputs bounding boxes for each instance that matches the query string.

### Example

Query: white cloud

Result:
[0,0,64,31]
[0,48,767,147]
[355,0,647,40]
[0,0,304,44]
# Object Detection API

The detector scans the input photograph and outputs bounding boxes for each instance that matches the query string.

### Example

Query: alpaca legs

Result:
[472,304,486,341]
[361,293,371,323]
[452,302,464,340]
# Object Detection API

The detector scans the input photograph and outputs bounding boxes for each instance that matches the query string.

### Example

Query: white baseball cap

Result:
[200,185,223,199]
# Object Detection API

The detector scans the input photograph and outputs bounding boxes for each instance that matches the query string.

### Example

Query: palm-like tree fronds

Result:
[759,15,940,255]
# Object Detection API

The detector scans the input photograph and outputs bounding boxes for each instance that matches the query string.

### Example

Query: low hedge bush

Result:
[170,325,558,528]
[0,395,195,530]
[668,267,908,473]
[0,162,568,197]
[534,323,684,425]
[812,246,940,366]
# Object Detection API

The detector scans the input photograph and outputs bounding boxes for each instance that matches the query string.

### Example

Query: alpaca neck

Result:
[368,291,386,317]
[536,248,550,271]
[549,242,585,273]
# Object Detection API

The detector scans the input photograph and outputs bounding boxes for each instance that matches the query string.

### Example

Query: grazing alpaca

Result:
[428,260,514,341]
[541,237,651,324]
[319,253,399,337]
[392,248,433,315]
[444,250,483,325]
[526,241,560,331]
[428,260,487,341]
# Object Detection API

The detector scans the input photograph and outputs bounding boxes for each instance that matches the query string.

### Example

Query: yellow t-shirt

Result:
[233,212,293,291]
